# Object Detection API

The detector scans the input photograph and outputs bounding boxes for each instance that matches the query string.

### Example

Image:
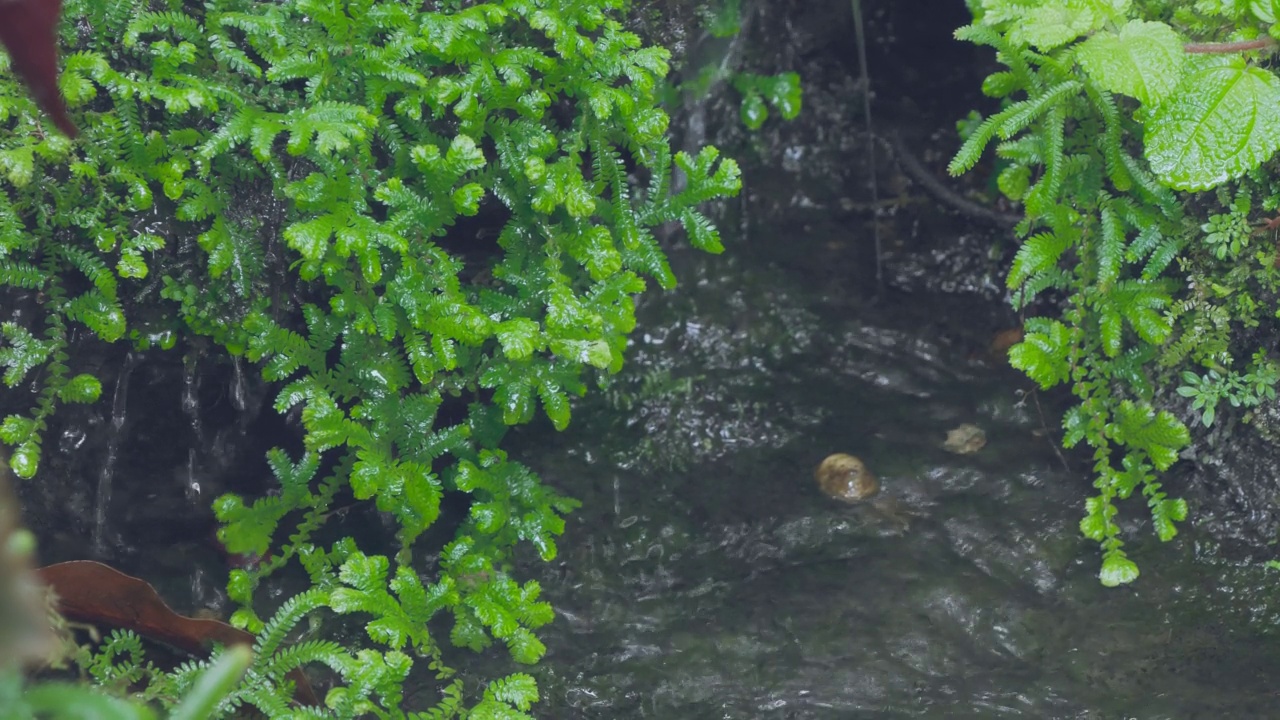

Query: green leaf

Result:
[1098,306,1122,357]
[0,415,34,444]
[493,377,534,426]
[0,146,35,187]
[1079,496,1108,541]
[339,551,389,591]
[66,292,126,342]
[996,81,1080,142]
[1146,57,1280,191]
[564,184,595,218]
[1008,230,1075,288]
[171,645,253,720]
[1100,552,1140,587]
[951,82,1081,176]
[59,374,102,403]
[982,71,1020,97]
[496,319,540,360]
[681,209,724,254]
[116,251,147,280]
[350,453,389,501]
[740,92,767,130]
[571,225,622,280]
[1005,0,1125,51]
[227,568,254,605]
[471,501,509,534]
[229,608,261,632]
[1150,496,1187,541]
[400,463,443,540]
[766,72,802,119]
[1110,400,1189,470]
[538,382,570,431]
[1076,20,1184,106]
[284,102,376,155]
[1008,318,1073,389]
[453,183,485,215]
[1097,202,1125,289]
[446,134,486,173]
[284,215,340,262]
[0,260,47,290]
[0,323,53,385]
[197,217,243,280]
[997,163,1031,199]
[483,673,539,711]
[213,493,278,558]
[1108,280,1172,345]
[11,440,38,478]
[549,339,612,369]
[504,627,546,665]
[1062,404,1089,448]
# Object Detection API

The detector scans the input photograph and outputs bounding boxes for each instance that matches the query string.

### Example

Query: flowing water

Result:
[449,3,1280,711]
[181,353,205,503]
[92,351,137,555]
[457,226,1280,719]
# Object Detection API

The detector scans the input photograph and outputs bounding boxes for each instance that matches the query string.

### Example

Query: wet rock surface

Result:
[473,237,1280,717]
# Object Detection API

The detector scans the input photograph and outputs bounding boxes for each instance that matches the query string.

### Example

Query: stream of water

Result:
[449,1,1280,699]
[458,228,1280,719]
[92,351,136,555]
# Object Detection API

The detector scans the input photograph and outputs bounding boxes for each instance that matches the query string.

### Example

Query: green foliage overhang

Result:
[0,0,740,713]
[957,0,1280,585]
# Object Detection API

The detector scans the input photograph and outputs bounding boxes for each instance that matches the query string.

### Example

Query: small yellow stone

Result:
[815,453,879,503]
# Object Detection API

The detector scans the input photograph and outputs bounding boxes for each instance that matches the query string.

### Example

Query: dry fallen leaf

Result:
[36,560,317,705]
[989,327,1024,362]
[942,423,987,455]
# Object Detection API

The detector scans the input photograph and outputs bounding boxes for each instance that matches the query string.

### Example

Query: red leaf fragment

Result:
[36,560,317,705]
[0,0,78,136]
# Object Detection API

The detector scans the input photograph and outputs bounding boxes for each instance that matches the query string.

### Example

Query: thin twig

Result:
[851,0,881,292]
[883,132,1022,228]
[1184,38,1276,54]
[1010,299,1071,473]
[1031,385,1071,474]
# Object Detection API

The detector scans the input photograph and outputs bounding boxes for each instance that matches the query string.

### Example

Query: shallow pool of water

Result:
[465,234,1280,719]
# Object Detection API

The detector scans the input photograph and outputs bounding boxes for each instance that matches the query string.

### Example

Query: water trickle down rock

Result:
[181,353,204,503]
[92,352,137,556]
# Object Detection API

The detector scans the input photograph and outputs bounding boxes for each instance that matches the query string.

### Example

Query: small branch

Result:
[1184,38,1277,54]
[851,0,881,293]
[883,132,1022,228]
[1030,388,1072,474]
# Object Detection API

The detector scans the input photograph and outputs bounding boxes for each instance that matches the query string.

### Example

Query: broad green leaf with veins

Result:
[1077,20,1185,105]
[950,0,1280,588]
[982,0,1129,50]
[1146,56,1280,191]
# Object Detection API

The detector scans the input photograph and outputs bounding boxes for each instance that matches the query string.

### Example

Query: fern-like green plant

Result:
[956,0,1280,584]
[0,0,740,711]
[3,645,253,720]
[73,549,543,718]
